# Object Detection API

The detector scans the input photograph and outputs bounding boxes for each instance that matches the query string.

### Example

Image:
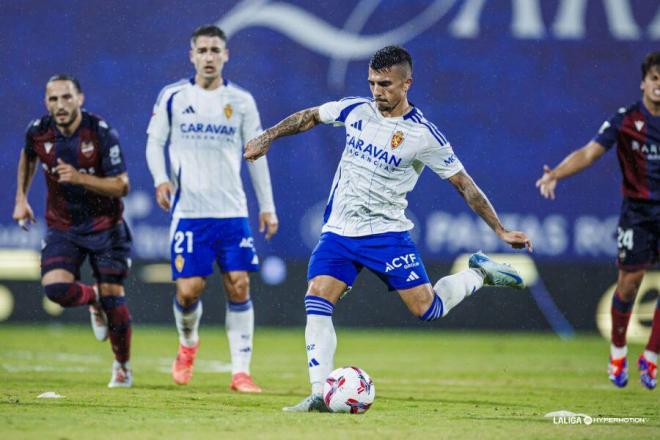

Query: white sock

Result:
[643,349,657,363]
[226,299,254,375]
[610,344,627,359]
[306,314,337,396]
[173,297,202,347]
[434,269,484,317]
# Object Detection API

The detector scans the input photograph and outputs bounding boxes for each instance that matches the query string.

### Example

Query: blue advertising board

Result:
[1,0,658,261]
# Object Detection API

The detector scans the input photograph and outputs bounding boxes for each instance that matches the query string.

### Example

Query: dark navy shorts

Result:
[617,198,660,271]
[41,222,132,284]
[307,231,430,291]
[170,217,259,280]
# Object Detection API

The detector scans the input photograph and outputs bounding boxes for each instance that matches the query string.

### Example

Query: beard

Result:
[376,100,392,112]
[54,108,79,128]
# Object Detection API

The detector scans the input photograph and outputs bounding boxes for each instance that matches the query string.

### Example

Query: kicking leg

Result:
[398,269,485,321]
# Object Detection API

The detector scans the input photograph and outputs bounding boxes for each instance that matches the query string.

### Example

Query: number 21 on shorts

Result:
[174,231,193,253]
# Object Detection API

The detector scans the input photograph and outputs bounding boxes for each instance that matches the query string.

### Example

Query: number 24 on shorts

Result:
[617,227,633,250]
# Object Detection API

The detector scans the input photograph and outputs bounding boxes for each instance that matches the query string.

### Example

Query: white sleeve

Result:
[318,101,343,124]
[416,131,464,179]
[241,93,263,144]
[318,97,371,126]
[145,135,169,187]
[145,88,175,186]
[247,157,276,213]
[146,87,173,144]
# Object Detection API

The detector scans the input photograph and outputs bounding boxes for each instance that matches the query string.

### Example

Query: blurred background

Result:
[0,0,658,339]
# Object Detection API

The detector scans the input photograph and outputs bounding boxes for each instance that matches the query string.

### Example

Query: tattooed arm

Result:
[244,107,321,162]
[448,170,532,251]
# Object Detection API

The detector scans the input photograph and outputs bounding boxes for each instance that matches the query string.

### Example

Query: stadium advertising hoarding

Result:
[0,256,656,341]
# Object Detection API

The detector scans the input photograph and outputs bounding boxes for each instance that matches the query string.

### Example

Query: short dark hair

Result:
[191,24,227,45]
[370,46,413,72]
[641,51,660,79]
[47,74,82,93]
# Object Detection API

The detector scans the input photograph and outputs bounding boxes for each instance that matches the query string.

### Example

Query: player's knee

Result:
[97,283,124,297]
[44,283,73,305]
[176,278,205,303]
[177,291,201,308]
[226,275,250,302]
[306,280,339,302]
[176,281,204,307]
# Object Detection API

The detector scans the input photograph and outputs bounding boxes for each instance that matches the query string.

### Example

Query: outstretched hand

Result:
[535,165,557,200]
[498,230,533,252]
[244,133,272,162]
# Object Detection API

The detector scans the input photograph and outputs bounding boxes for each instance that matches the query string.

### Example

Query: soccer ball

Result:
[323,366,375,414]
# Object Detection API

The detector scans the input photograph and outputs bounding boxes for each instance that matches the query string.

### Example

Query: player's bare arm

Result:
[55,158,130,198]
[13,150,38,229]
[449,170,532,251]
[244,107,321,162]
[535,141,606,200]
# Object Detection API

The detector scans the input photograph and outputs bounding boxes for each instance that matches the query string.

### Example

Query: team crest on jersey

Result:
[390,130,405,149]
[44,142,53,154]
[224,103,233,119]
[81,141,95,158]
[175,255,185,272]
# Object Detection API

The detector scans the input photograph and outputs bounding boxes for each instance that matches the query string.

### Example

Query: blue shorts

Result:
[41,222,132,284]
[170,217,259,280]
[307,231,430,291]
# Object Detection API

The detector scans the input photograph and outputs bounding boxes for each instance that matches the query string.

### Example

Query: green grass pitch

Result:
[0,325,657,439]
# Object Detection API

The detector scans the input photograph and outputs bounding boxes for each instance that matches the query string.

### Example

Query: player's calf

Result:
[101,296,132,366]
[44,282,97,307]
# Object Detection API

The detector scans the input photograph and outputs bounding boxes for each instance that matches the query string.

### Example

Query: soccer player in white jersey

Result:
[146,25,278,392]
[245,46,532,411]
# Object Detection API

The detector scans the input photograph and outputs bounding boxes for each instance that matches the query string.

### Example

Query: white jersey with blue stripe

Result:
[147,78,275,219]
[318,97,463,237]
